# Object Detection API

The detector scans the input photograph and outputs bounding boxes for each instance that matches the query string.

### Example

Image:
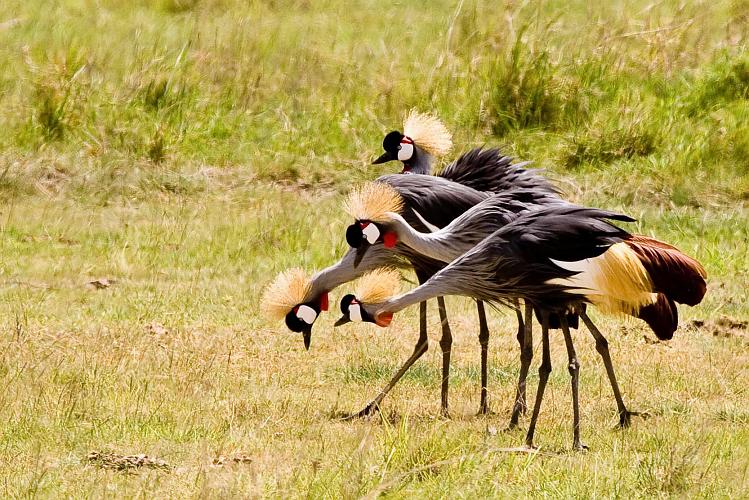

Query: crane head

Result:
[335,294,394,328]
[372,112,452,173]
[334,294,376,325]
[345,220,397,267]
[373,130,415,167]
[333,269,399,328]
[344,182,403,265]
[261,268,329,350]
[283,295,328,350]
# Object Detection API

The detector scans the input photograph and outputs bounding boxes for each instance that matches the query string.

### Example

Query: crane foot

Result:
[616,409,650,429]
[339,402,381,421]
[573,441,589,452]
[476,404,494,416]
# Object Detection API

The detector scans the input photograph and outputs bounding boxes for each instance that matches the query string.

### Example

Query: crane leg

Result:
[510,301,534,428]
[561,316,588,451]
[476,300,491,415]
[514,300,525,405]
[525,314,550,448]
[437,296,452,418]
[343,300,429,419]
[580,310,644,428]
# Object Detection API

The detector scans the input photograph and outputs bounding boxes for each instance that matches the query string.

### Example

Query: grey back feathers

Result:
[371,149,561,277]
[411,205,634,310]
[385,189,563,264]
[438,147,560,197]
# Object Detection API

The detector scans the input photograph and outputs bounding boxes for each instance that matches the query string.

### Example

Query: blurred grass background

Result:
[1,0,748,201]
[0,0,748,497]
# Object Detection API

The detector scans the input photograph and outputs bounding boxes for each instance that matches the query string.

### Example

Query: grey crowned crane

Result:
[336,203,707,449]
[263,112,559,418]
[339,182,707,428]
[342,183,562,426]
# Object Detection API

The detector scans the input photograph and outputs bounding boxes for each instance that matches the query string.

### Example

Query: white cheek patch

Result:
[361,224,381,244]
[349,303,363,322]
[296,305,317,325]
[398,142,414,161]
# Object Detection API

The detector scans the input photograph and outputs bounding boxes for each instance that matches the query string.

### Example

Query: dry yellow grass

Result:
[0,192,747,497]
[1,0,747,496]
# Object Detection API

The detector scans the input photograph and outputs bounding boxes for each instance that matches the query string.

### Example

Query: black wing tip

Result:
[605,211,636,223]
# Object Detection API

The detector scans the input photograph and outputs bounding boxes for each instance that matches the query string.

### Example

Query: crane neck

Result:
[379,281,444,315]
[387,212,468,263]
[309,246,394,298]
[402,148,433,175]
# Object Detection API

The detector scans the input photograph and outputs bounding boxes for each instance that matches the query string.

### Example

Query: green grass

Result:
[0,0,748,497]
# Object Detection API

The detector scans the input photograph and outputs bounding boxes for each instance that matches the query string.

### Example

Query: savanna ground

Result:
[1,0,748,497]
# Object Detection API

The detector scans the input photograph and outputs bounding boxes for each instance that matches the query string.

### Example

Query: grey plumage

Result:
[438,147,559,196]
[344,165,560,417]
[343,205,649,449]
[381,189,563,264]
[310,148,560,416]
[380,206,632,312]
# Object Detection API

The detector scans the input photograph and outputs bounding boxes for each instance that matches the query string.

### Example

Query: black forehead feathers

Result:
[346,223,363,247]
[339,294,356,313]
[285,311,306,332]
[382,131,404,152]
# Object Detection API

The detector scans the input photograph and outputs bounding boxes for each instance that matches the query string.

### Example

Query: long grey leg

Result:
[510,301,534,428]
[561,315,587,451]
[437,296,452,418]
[525,313,550,448]
[476,300,491,415]
[580,310,642,428]
[345,300,429,419]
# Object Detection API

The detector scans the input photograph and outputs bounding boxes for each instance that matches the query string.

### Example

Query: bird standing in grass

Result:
[336,204,707,449]
[343,182,561,425]
[263,111,559,418]
[339,181,707,428]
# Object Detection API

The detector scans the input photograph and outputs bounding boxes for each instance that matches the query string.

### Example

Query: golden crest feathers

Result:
[403,110,453,157]
[344,182,404,222]
[262,268,312,320]
[355,268,401,304]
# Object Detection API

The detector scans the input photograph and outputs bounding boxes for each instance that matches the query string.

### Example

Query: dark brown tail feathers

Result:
[625,235,707,306]
[637,293,678,340]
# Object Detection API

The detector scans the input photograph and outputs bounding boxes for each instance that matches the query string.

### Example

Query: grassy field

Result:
[1,0,748,497]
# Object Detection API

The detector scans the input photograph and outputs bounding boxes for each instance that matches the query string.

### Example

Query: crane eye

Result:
[346,223,363,247]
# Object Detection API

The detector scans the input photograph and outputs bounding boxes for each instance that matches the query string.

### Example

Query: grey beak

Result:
[372,151,395,164]
[334,316,351,327]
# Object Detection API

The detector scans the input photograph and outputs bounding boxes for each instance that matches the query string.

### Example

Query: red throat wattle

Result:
[319,292,329,312]
[375,311,394,327]
[383,232,397,248]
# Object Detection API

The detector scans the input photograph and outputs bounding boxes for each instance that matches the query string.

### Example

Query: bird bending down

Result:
[361,113,559,418]
[336,205,707,449]
[345,182,561,424]
[264,111,559,418]
[263,171,534,417]
[340,181,706,428]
